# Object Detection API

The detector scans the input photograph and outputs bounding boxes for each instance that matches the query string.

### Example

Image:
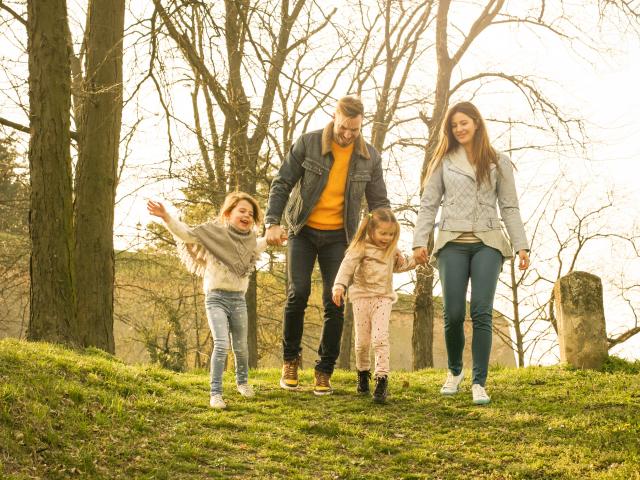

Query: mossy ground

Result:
[1,339,639,479]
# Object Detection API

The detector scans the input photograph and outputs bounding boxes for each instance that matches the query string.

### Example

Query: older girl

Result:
[413,101,530,405]
[147,192,269,410]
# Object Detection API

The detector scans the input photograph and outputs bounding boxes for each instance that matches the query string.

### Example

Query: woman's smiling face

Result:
[451,111,477,147]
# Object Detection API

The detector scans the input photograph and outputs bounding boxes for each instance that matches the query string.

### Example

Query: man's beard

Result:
[335,132,355,147]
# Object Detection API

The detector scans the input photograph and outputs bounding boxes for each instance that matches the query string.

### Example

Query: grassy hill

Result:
[1,339,639,479]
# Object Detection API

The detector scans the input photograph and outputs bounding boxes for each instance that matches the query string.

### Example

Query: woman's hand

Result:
[332,285,345,306]
[518,249,530,271]
[413,247,429,265]
[146,200,169,222]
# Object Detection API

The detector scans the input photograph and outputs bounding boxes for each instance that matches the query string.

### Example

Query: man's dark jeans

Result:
[283,226,348,374]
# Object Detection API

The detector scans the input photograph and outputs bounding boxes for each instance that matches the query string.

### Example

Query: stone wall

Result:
[259,294,516,370]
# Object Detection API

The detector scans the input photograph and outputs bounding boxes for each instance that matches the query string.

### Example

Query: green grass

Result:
[1,339,639,479]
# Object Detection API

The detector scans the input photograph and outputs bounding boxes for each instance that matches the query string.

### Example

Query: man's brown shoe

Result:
[313,369,333,396]
[280,357,300,390]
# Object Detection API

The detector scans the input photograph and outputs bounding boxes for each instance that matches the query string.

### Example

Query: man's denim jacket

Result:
[265,122,390,242]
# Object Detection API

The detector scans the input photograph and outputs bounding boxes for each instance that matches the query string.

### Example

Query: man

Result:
[264,95,390,395]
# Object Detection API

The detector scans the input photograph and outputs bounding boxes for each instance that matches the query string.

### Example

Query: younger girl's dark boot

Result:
[373,375,388,404]
[357,370,371,395]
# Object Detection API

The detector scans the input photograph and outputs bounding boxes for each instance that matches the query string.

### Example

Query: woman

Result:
[413,101,530,405]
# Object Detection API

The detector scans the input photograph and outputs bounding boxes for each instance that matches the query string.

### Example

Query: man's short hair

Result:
[336,95,364,118]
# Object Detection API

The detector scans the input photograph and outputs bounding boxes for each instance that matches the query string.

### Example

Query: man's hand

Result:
[266,224,286,246]
[332,285,345,306]
[413,246,429,265]
[147,200,168,222]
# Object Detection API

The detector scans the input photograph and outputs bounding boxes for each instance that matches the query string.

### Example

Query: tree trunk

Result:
[246,270,258,368]
[509,257,525,367]
[26,0,76,345]
[192,275,203,369]
[337,301,354,369]
[74,0,125,353]
[412,233,434,369]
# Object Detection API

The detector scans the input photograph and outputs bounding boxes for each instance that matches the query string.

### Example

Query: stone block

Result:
[553,271,608,369]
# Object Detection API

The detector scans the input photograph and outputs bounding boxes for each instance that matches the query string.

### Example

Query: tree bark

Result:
[412,233,434,369]
[246,270,258,368]
[26,0,76,345]
[73,0,125,353]
[510,257,525,367]
[337,301,354,369]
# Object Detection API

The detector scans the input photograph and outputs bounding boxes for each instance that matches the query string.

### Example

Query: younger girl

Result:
[331,208,415,403]
[147,192,271,410]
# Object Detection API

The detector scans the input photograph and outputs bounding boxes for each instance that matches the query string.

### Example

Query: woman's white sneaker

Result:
[471,384,490,405]
[440,371,465,395]
[237,383,255,398]
[209,394,227,409]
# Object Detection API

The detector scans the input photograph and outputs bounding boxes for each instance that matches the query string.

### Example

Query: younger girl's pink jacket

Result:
[333,241,416,302]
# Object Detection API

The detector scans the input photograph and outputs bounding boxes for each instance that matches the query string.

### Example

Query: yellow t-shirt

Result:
[306,142,353,230]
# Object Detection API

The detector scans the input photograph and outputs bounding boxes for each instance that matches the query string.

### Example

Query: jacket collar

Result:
[448,146,476,180]
[321,121,371,160]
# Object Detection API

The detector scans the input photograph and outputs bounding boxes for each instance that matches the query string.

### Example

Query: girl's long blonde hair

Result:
[218,191,263,227]
[347,208,400,259]
[425,101,498,186]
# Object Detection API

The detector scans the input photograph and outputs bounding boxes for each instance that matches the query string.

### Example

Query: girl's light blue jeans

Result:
[205,289,249,395]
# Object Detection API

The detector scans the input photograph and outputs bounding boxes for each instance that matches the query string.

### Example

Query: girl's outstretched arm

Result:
[147,200,199,244]
[147,200,168,221]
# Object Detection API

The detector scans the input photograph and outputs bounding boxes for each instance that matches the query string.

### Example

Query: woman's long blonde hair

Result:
[347,208,400,259]
[425,101,498,185]
[218,191,263,227]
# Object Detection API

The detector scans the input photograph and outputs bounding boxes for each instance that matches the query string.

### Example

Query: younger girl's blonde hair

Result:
[347,207,400,258]
[217,191,264,227]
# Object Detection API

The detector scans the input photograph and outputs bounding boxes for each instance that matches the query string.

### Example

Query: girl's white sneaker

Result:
[237,384,255,398]
[209,394,227,409]
[471,384,491,405]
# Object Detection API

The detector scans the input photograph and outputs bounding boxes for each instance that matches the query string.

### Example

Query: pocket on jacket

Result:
[302,158,327,174]
[301,158,327,195]
[348,171,371,203]
[476,217,502,230]
[479,201,498,222]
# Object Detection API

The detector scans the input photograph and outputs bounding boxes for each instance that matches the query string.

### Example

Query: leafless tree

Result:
[73,0,126,352]
[336,0,436,368]
[414,0,640,368]
[148,0,337,366]
[26,0,76,345]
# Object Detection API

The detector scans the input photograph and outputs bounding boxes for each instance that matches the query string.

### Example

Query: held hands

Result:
[413,246,430,265]
[332,285,345,306]
[265,225,288,246]
[518,250,530,271]
[146,200,169,222]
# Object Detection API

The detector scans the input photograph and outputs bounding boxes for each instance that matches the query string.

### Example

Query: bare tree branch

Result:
[0,115,78,141]
[0,1,26,27]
